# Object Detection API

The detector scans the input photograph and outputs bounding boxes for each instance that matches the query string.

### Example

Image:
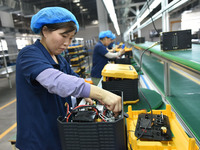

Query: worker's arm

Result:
[36,68,122,113]
[105,48,125,59]
[36,68,90,98]
[107,48,114,53]
[105,51,120,59]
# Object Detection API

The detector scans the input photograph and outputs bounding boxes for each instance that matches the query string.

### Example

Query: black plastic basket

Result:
[57,91,126,150]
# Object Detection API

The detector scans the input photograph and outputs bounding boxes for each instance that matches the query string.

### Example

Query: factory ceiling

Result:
[0,0,146,34]
[0,0,199,35]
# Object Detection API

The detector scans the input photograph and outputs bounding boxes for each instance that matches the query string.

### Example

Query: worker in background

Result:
[16,7,122,150]
[91,30,125,85]
[107,33,116,51]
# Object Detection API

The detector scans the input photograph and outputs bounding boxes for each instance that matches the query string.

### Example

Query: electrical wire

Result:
[138,41,160,80]
[127,130,135,150]
[136,41,160,140]
[136,88,153,140]
[146,0,159,35]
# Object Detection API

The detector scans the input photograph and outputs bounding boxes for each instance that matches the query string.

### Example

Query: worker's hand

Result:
[100,90,122,117]
[89,85,122,116]
[119,48,125,55]
[84,97,94,105]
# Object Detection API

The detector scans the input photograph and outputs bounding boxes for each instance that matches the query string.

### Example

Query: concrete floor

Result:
[0,73,17,150]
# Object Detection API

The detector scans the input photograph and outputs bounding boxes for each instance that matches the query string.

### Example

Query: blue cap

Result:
[111,33,116,40]
[31,7,79,34]
[99,30,113,39]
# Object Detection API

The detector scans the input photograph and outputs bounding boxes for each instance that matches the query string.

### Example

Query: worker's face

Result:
[42,27,76,55]
[104,37,112,46]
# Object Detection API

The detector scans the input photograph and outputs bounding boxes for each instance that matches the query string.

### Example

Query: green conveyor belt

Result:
[124,88,163,112]
[133,46,200,142]
[130,42,200,72]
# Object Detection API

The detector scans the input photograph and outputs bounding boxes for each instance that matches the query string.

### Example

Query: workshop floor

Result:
[0,74,17,150]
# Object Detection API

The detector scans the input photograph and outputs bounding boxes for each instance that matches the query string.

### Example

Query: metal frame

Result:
[132,47,200,147]
[124,0,190,41]
[0,38,18,88]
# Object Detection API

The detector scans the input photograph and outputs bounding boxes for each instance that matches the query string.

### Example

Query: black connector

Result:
[72,111,97,122]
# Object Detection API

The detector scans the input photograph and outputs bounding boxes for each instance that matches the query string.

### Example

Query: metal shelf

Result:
[0,53,18,58]
[0,38,18,88]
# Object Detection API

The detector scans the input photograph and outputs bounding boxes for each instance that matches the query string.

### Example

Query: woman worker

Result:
[91,30,125,85]
[16,7,122,150]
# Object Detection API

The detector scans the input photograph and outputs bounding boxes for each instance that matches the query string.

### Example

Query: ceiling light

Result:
[92,20,98,25]
[102,0,120,35]
[73,0,80,3]
[82,8,88,12]
[80,6,83,9]
[76,3,80,6]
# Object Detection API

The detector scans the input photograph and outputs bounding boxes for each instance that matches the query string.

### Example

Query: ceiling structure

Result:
[0,0,199,36]
[0,0,146,35]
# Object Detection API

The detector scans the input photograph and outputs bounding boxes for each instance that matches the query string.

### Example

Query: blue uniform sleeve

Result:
[17,46,53,84]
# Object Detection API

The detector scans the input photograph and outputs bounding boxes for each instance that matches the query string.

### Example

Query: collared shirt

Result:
[91,41,109,78]
[16,39,90,150]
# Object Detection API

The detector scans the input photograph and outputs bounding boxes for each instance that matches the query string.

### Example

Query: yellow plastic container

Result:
[102,64,138,81]
[101,64,139,104]
[75,68,81,73]
[70,55,85,62]
[126,104,199,150]
[70,57,79,62]
[84,79,93,84]
[116,46,132,52]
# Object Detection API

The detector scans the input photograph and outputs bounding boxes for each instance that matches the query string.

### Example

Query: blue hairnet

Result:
[111,33,116,40]
[99,30,113,39]
[31,7,79,34]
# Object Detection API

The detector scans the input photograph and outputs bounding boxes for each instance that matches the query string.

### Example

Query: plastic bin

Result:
[126,104,199,150]
[67,45,83,53]
[114,58,131,64]
[101,64,139,104]
[57,91,127,150]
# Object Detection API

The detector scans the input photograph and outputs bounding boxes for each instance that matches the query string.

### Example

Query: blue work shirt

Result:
[16,39,78,150]
[91,41,109,78]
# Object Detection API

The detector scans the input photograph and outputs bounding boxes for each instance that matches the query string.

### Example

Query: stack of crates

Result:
[101,64,139,104]
[126,104,199,150]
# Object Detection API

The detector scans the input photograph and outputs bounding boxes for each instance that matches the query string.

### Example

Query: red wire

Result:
[65,103,69,122]
[103,109,107,116]
[101,117,107,122]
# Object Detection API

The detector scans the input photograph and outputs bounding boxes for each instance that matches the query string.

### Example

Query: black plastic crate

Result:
[57,91,126,150]
[124,51,133,58]
[68,47,77,53]
[102,79,138,103]
[114,58,131,64]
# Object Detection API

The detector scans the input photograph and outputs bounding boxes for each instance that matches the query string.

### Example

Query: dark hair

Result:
[41,21,77,35]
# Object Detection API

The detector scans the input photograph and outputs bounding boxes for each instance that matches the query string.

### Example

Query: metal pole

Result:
[164,62,170,96]
[162,0,169,32]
